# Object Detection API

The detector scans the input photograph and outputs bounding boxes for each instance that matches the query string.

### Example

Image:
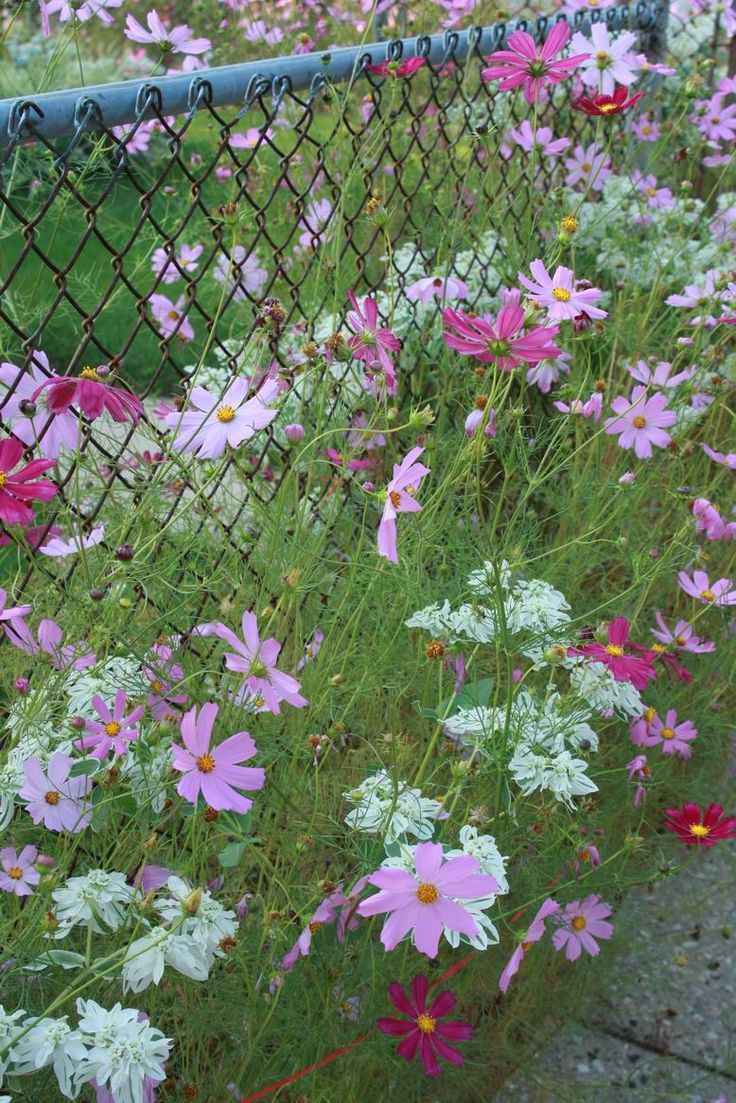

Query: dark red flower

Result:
[0,437,58,526]
[377,975,473,1077]
[665,802,736,847]
[568,616,658,690]
[32,367,144,425]
[574,86,645,117]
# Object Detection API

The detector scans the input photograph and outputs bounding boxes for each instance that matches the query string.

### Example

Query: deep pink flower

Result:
[0,437,57,526]
[665,802,736,847]
[0,354,81,458]
[518,261,607,322]
[377,975,473,1078]
[651,613,714,654]
[357,841,498,958]
[172,702,264,813]
[643,708,697,758]
[194,610,307,715]
[346,291,401,377]
[482,22,589,105]
[75,690,144,760]
[678,569,736,607]
[568,616,657,690]
[499,898,559,992]
[442,304,561,371]
[551,895,613,960]
[32,368,144,425]
[604,386,676,458]
[367,57,426,78]
[4,617,95,671]
[20,752,92,832]
[377,446,430,564]
[574,86,645,116]
[0,845,39,896]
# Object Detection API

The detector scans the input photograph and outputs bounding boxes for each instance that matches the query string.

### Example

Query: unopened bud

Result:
[183,887,203,915]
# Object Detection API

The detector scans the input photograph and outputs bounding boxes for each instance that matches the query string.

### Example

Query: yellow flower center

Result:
[642,125,651,134]
[660,727,675,740]
[646,187,657,198]
[150,679,164,694]
[581,162,592,172]
[561,215,579,233]
[79,366,101,382]
[643,706,656,723]
[579,848,591,862]
[599,102,618,114]
[700,589,714,601]
[552,287,572,302]
[596,50,609,60]
[521,939,534,952]
[308,920,322,934]
[389,490,402,509]
[196,753,216,773]
[416,883,439,904]
[605,644,625,657]
[104,721,122,737]
[689,823,710,837]
[571,915,587,931]
[674,635,686,646]
[167,309,180,321]
[652,643,667,653]
[44,790,60,805]
[632,415,647,428]
[216,405,236,423]
[0,472,6,488]
[415,1013,436,1034]
[8,866,23,879]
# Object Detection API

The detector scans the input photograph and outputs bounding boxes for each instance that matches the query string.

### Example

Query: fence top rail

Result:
[0,0,664,150]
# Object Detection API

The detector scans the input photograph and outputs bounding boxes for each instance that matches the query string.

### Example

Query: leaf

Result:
[69,759,101,778]
[25,950,86,972]
[218,840,249,868]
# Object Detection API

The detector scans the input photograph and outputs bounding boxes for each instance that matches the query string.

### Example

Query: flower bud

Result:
[70,715,86,730]
[183,887,203,915]
[115,543,135,561]
[13,677,30,695]
[18,399,37,417]
[285,423,305,442]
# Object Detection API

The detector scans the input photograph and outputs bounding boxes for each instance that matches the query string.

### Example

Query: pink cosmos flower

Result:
[604,386,676,458]
[242,19,283,45]
[172,702,264,813]
[643,709,698,758]
[526,350,571,393]
[297,627,324,672]
[297,198,334,253]
[20,752,92,832]
[212,247,268,301]
[678,569,736,607]
[39,525,105,557]
[651,612,714,654]
[43,0,122,24]
[553,392,603,421]
[626,753,651,806]
[4,617,95,671]
[442,303,561,371]
[377,446,430,564]
[0,587,31,624]
[0,437,57,526]
[406,276,468,302]
[481,21,590,105]
[194,610,307,715]
[692,498,736,542]
[151,243,203,284]
[124,10,210,54]
[632,117,661,142]
[570,24,640,95]
[626,360,694,388]
[32,368,144,425]
[149,294,195,342]
[701,444,736,468]
[282,891,346,970]
[143,642,188,720]
[0,845,40,896]
[357,841,498,958]
[694,94,736,144]
[0,354,81,458]
[633,172,674,209]
[508,120,570,157]
[347,414,386,453]
[568,616,657,690]
[75,690,144,760]
[551,895,613,960]
[165,378,279,459]
[367,57,426,78]
[465,406,497,437]
[346,291,401,376]
[665,802,736,847]
[229,128,275,150]
[377,975,473,1078]
[665,271,720,309]
[518,261,607,322]
[564,142,612,190]
[499,898,559,993]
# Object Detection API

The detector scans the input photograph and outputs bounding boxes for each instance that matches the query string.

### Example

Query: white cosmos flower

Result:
[343,771,444,843]
[10,1016,88,1098]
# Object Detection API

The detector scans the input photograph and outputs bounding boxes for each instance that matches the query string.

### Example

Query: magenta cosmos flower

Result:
[643,709,697,758]
[481,21,589,104]
[124,10,210,54]
[378,975,473,1078]
[442,304,560,372]
[551,895,613,960]
[5,617,95,672]
[32,368,144,425]
[0,845,40,897]
[357,841,498,958]
[377,446,430,564]
[499,898,559,993]
[0,437,57,526]
[678,569,736,607]
[20,752,92,832]
[75,690,144,760]
[172,702,264,813]
[0,354,81,458]
[195,610,307,715]
[604,386,676,458]
[574,86,645,116]
[367,57,426,78]
[518,261,607,323]
[568,617,657,690]
[346,291,401,376]
[165,377,279,459]
[665,802,736,847]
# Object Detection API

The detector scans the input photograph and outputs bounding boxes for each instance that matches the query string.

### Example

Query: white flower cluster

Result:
[343,771,445,843]
[0,689,74,830]
[567,658,644,719]
[0,999,170,1102]
[64,655,148,721]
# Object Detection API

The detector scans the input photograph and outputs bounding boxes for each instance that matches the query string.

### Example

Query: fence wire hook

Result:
[135,83,163,120]
[187,77,213,115]
[271,75,291,113]
[7,99,44,146]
